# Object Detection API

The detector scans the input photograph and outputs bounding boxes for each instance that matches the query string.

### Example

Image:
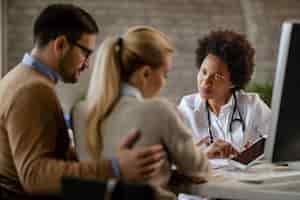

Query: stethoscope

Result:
[206,91,245,144]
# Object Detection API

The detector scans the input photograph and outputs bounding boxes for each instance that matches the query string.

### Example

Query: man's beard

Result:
[58,54,77,83]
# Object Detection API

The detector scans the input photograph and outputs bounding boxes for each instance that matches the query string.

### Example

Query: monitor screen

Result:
[265,20,300,163]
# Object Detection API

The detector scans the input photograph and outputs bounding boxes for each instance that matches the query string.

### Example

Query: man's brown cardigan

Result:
[0,64,112,198]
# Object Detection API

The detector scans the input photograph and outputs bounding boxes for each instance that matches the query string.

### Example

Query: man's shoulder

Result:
[0,65,56,109]
[9,72,57,108]
[17,81,57,105]
[15,78,55,100]
[1,64,54,90]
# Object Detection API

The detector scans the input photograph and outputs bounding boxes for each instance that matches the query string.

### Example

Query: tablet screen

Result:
[231,137,266,165]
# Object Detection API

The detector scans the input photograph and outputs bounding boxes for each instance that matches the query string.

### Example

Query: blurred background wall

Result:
[2,0,300,112]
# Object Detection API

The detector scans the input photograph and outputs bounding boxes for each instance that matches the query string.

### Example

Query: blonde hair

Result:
[86,26,174,159]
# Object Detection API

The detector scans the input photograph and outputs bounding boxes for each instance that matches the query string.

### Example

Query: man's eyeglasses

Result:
[72,42,93,59]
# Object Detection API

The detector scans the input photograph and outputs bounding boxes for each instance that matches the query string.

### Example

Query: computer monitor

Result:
[264,20,300,167]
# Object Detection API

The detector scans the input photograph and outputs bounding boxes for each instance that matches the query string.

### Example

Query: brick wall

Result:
[0,0,7,77]
[241,0,300,82]
[5,0,300,112]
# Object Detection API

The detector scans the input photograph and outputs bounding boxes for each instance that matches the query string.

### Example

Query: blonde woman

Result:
[86,26,210,200]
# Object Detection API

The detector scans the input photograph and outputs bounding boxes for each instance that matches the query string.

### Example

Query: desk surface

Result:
[187,161,300,200]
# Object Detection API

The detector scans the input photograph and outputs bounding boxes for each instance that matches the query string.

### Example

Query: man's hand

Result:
[115,129,166,181]
[205,139,239,159]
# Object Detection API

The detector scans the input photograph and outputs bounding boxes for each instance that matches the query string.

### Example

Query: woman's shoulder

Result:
[237,90,269,108]
[143,97,175,111]
[130,97,179,119]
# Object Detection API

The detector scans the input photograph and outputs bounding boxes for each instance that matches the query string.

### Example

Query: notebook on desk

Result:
[228,136,266,170]
[209,137,266,170]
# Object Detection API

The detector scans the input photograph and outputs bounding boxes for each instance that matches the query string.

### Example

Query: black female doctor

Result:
[178,30,271,159]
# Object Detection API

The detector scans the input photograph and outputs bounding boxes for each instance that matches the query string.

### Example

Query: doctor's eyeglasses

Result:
[198,69,226,85]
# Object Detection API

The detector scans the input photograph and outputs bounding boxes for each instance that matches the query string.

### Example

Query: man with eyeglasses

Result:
[0,4,165,199]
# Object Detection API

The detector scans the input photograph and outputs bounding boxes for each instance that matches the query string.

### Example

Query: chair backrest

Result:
[61,176,156,200]
[70,100,91,161]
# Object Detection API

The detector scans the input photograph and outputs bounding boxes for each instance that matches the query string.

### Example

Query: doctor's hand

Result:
[115,129,166,181]
[195,136,211,147]
[204,139,239,159]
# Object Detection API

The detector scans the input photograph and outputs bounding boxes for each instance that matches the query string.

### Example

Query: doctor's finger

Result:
[227,145,239,157]
[196,136,210,146]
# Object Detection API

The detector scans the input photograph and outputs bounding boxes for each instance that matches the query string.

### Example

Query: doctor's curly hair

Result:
[196,30,255,90]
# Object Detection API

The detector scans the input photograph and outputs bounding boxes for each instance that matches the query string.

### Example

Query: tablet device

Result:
[229,136,266,170]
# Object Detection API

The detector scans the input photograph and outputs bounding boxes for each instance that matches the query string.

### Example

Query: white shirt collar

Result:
[120,82,144,100]
[220,94,235,111]
[193,94,203,112]
[193,92,235,112]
